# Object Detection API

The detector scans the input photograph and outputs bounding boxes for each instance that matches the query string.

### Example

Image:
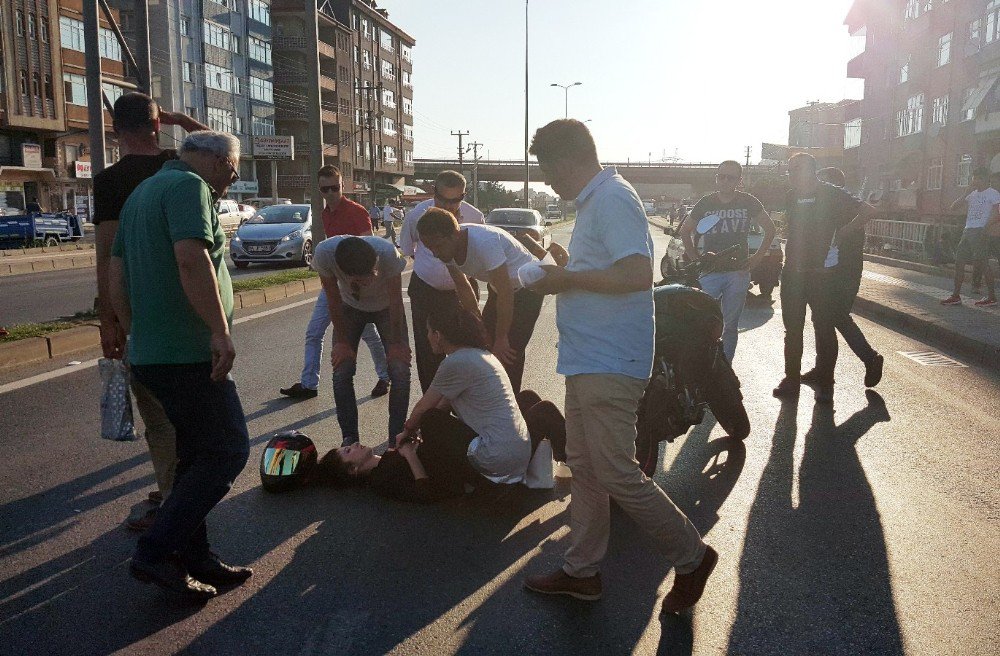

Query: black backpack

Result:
[260,431,318,493]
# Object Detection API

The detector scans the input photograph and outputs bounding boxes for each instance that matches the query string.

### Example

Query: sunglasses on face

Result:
[320,185,341,193]
[434,191,465,204]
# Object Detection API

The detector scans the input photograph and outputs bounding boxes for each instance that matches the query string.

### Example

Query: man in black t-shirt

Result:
[93,93,206,530]
[773,153,875,403]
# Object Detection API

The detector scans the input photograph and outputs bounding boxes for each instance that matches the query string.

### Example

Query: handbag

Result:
[99,358,137,441]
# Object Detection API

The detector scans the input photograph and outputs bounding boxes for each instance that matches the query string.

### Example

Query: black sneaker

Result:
[279,383,318,399]
[129,557,218,601]
[772,378,800,399]
[125,507,158,532]
[183,553,253,588]
[371,379,390,398]
[864,354,884,388]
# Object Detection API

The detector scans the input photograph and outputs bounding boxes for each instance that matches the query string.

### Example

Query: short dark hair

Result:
[973,166,990,179]
[817,167,846,187]
[317,165,341,179]
[112,92,159,135]
[435,170,466,188]
[427,305,487,350]
[334,237,377,275]
[718,160,743,177]
[312,450,366,487]
[529,119,599,164]
[417,207,460,238]
[788,152,817,172]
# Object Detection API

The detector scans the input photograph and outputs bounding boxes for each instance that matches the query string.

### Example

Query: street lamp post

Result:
[550,81,582,119]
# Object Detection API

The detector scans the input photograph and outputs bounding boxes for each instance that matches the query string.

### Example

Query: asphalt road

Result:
[0,223,997,655]
[0,255,304,326]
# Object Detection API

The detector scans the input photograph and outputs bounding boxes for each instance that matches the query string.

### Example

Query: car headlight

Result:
[282,229,303,242]
[232,234,241,242]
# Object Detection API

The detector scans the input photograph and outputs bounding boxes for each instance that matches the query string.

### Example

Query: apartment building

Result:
[845,0,994,222]
[787,100,862,181]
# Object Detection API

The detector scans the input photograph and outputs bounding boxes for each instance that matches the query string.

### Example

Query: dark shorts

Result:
[956,228,989,261]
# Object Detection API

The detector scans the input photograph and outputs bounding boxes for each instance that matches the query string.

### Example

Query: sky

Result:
[380,0,864,164]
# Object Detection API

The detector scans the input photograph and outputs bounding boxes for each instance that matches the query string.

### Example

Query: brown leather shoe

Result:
[662,545,718,614]
[125,507,158,532]
[524,568,602,601]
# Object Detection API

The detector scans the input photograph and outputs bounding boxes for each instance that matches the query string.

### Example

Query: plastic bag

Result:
[517,251,557,288]
[524,439,555,489]
[99,358,137,441]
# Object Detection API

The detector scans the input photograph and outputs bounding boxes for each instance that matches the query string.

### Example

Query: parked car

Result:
[485,207,550,248]
[643,200,656,216]
[216,199,246,233]
[243,197,293,209]
[545,204,563,222]
[230,204,313,269]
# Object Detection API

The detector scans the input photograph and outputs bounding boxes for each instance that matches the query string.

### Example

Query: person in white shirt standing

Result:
[399,170,485,391]
[942,167,1000,306]
[382,199,402,246]
[417,209,543,394]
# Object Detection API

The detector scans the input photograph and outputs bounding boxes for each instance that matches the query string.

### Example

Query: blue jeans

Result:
[333,304,411,446]
[130,363,249,563]
[699,270,751,362]
[300,289,388,389]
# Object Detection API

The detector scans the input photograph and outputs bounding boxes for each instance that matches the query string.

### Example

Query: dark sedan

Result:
[485,208,551,249]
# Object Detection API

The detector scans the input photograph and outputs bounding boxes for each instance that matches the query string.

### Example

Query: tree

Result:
[474,181,519,212]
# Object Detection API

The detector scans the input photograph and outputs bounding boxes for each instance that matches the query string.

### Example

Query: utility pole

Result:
[451,130,469,179]
[468,141,483,207]
[304,0,325,240]
[745,146,752,167]
[82,0,106,176]
[744,145,752,190]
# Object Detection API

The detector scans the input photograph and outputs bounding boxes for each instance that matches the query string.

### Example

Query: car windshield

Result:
[487,210,536,226]
[247,205,308,224]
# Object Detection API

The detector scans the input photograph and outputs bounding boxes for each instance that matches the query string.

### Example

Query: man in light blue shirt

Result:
[521,120,716,615]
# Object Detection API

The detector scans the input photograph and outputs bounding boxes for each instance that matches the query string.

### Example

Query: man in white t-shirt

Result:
[382,200,402,246]
[311,236,412,445]
[417,208,543,393]
[942,167,1000,306]
[399,170,485,391]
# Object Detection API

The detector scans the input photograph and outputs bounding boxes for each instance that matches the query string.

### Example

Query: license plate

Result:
[247,245,271,254]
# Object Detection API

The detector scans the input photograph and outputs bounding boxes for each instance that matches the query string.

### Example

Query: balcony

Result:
[274,70,308,86]
[321,109,338,124]
[276,105,307,120]
[320,75,336,92]
[318,41,336,59]
[273,36,308,49]
[323,143,338,157]
[847,51,865,79]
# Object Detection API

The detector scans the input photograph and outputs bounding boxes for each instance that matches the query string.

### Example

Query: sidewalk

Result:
[645,215,999,370]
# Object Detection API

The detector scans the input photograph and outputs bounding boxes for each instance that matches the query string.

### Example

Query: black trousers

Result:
[780,271,840,382]
[482,286,544,393]
[408,274,461,393]
[821,264,877,366]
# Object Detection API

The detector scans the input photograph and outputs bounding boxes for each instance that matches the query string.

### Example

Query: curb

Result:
[1,254,96,276]
[0,277,320,370]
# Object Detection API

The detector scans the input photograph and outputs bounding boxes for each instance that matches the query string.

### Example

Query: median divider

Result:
[0,277,321,370]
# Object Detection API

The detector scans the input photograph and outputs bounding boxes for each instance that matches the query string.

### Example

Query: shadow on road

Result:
[727,392,902,654]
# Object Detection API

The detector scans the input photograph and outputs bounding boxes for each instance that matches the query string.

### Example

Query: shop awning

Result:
[962,75,999,117]
[0,166,58,183]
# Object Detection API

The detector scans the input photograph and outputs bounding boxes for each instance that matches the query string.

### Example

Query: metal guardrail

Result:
[865,219,929,253]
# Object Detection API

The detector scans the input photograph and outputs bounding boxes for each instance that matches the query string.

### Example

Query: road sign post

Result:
[252,135,294,206]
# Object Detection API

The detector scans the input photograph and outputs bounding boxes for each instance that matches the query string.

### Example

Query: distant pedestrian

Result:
[93,92,207,532]
[382,199,402,246]
[108,131,251,600]
[680,160,775,362]
[399,170,485,392]
[800,167,883,388]
[773,153,875,403]
[521,119,716,615]
[941,168,999,307]
[311,236,411,446]
[279,165,390,400]
[417,210,543,394]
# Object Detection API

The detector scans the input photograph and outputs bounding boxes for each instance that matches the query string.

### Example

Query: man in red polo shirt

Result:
[280,165,391,399]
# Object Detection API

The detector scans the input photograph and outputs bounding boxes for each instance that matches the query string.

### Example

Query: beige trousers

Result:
[562,373,706,578]
[131,378,177,496]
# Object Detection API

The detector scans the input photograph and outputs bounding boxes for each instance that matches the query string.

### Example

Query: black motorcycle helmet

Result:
[260,430,318,493]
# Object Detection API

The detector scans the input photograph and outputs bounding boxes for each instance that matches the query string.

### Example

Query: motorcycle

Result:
[636,244,751,477]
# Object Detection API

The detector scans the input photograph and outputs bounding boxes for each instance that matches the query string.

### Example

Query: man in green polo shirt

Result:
[108,131,251,601]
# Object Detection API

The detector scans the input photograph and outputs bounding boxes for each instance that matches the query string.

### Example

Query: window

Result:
[403,124,413,141]
[354,46,360,63]
[40,16,48,42]
[932,95,949,125]
[28,13,36,39]
[362,50,372,70]
[204,63,237,92]
[402,98,412,116]
[186,106,198,120]
[251,116,275,135]
[183,62,193,83]
[249,0,270,26]
[31,72,40,97]
[383,145,397,163]
[249,36,271,64]
[102,82,125,105]
[204,22,231,51]
[963,87,977,121]
[383,116,395,136]
[235,117,244,135]
[926,158,943,190]
[402,70,412,88]
[937,33,951,67]
[898,58,909,84]
[381,59,395,80]
[63,73,87,106]
[18,70,27,95]
[250,76,273,102]
[382,89,395,108]
[180,15,189,37]
[380,28,393,52]
[207,107,235,133]
[361,18,370,40]
[44,74,52,99]
[404,149,412,163]
[401,44,411,63]
[59,17,85,51]
[339,65,349,82]
[844,118,862,149]
[355,140,363,158]
[232,36,240,54]
[355,108,362,125]
[15,10,24,36]
[339,97,350,115]
[99,27,122,60]
[989,1,1000,43]
[896,93,924,136]
[970,18,982,52]
[957,155,972,187]
[904,0,921,20]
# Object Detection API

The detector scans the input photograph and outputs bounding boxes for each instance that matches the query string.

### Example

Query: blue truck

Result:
[0,212,84,249]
